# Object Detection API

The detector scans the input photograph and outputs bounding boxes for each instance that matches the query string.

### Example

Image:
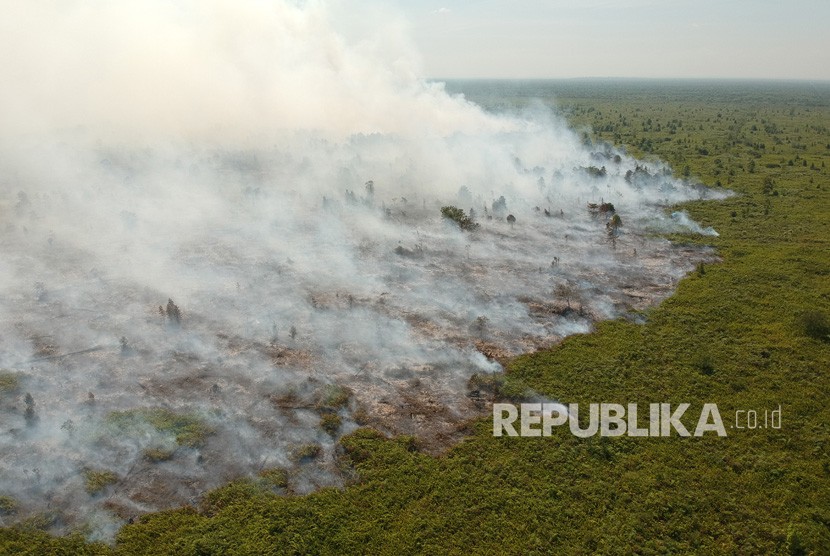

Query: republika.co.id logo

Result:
[493,403,782,437]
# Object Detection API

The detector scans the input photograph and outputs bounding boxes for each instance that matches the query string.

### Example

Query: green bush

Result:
[293,444,321,463]
[320,413,342,436]
[84,470,118,495]
[497,375,534,401]
[799,310,829,342]
[142,447,175,462]
[0,496,18,516]
[258,467,289,489]
[0,372,20,396]
[318,384,352,410]
[440,206,479,231]
[107,408,212,448]
[692,353,716,375]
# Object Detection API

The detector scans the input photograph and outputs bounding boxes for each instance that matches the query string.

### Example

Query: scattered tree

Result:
[15,191,29,211]
[603,214,622,249]
[763,176,775,195]
[470,316,489,336]
[24,392,37,426]
[587,200,616,217]
[120,336,131,356]
[166,299,181,326]
[584,165,607,178]
[554,282,576,310]
[440,206,479,231]
[491,196,508,217]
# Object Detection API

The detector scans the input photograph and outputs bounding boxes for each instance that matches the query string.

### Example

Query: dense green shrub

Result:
[440,206,479,231]
[799,310,829,342]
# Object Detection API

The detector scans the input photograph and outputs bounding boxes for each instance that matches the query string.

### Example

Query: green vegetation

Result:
[317,384,352,410]
[0,496,18,516]
[258,468,289,489]
[2,81,828,554]
[440,205,480,231]
[106,408,212,448]
[0,372,20,396]
[142,448,175,463]
[320,413,342,436]
[0,530,109,556]
[799,310,830,342]
[467,372,536,402]
[293,444,322,463]
[84,471,118,496]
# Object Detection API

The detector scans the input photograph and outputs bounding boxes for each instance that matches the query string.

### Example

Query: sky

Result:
[382,0,830,80]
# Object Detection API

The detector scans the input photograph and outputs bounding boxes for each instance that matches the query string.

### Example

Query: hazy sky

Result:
[384,0,830,80]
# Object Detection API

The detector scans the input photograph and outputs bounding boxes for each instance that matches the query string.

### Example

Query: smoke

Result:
[0,0,724,539]
[0,0,488,141]
[668,211,720,236]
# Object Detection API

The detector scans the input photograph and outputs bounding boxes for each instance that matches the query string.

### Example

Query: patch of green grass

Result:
[83,471,118,496]
[317,384,352,410]
[691,352,716,376]
[0,529,109,555]
[320,412,342,436]
[0,371,20,396]
[258,467,289,489]
[142,447,175,463]
[0,496,18,516]
[799,310,830,342]
[106,408,212,448]
[293,444,322,463]
[468,371,536,401]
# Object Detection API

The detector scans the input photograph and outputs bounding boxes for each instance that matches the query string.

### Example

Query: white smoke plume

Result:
[0,0,724,539]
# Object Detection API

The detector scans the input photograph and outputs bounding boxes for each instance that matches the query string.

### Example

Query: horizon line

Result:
[428,76,830,84]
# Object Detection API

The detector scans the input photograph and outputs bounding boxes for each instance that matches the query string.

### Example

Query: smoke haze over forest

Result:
[0,0,725,539]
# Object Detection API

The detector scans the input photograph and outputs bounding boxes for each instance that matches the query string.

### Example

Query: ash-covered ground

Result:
[0,151,721,536]
[0,0,725,539]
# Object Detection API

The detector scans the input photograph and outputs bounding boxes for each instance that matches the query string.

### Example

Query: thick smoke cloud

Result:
[0,0,723,539]
[0,0,487,141]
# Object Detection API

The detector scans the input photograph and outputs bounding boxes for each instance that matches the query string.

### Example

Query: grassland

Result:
[1,80,828,555]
